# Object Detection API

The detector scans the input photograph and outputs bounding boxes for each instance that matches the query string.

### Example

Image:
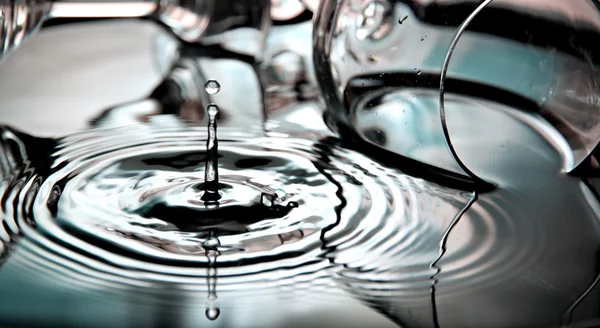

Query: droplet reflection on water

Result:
[204,232,220,321]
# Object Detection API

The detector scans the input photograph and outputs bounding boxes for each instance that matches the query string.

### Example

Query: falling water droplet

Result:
[202,104,221,202]
[398,16,408,24]
[204,80,221,95]
[421,34,428,41]
[206,307,220,321]
[417,70,422,76]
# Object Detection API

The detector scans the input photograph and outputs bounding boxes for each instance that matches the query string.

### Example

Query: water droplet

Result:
[417,70,422,76]
[207,104,219,116]
[206,307,220,321]
[204,80,221,95]
[421,34,428,41]
[398,16,408,24]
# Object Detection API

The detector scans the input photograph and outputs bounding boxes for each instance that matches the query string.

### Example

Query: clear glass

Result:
[314,0,600,185]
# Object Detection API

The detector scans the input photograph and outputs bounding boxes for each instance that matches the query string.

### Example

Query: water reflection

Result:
[1,99,600,327]
[0,8,599,328]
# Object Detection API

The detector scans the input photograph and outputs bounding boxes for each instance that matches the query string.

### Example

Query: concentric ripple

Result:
[50,137,335,265]
[0,117,469,289]
[2,115,598,327]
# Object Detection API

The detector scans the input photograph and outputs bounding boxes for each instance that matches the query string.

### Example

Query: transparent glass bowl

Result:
[314,0,600,184]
